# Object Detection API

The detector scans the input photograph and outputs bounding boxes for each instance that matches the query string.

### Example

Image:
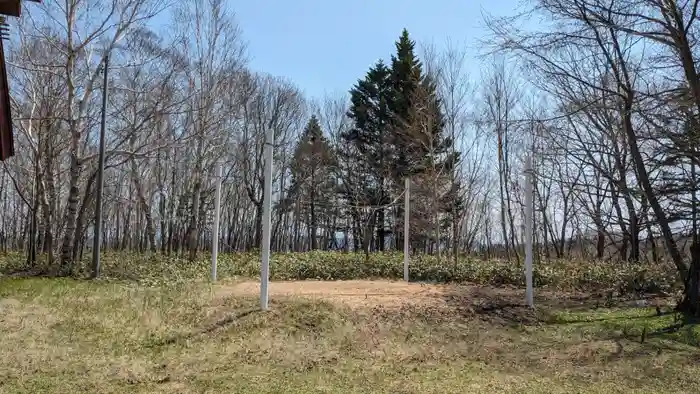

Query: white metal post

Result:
[261,128,274,310]
[92,54,109,279]
[211,163,222,282]
[524,155,534,307]
[404,177,410,282]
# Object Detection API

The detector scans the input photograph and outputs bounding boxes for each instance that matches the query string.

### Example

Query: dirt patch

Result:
[214,280,674,327]
[216,280,547,318]
[216,280,453,309]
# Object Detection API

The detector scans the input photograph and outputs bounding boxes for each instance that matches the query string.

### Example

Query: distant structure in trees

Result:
[0,0,41,161]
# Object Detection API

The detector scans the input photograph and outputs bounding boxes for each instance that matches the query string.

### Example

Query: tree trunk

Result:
[41,151,56,264]
[497,132,509,258]
[27,150,40,266]
[678,243,700,315]
[60,153,82,272]
[186,182,202,261]
[131,163,156,253]
[254,202,263,249]
[310,168,317,250]
[363,211,376,263]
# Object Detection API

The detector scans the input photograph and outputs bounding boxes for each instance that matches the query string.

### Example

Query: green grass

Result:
[0,277,699,393]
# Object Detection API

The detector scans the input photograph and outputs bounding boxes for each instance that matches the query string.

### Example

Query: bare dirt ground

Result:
[217,279,600,308]
[215,279,673,326]
[217,279,466,308]
[217,280,541,327]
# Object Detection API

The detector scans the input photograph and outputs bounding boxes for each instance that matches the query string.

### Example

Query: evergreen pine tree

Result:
[389,28,423,179]
[389,29,458,177]
[342,60,394,251]
[288,115,336,250]
[341,30,463,253]
[387,29,461,252]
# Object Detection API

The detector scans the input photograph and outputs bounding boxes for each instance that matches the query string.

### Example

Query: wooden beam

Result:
[0,0,41,160]
[0,0,21,17]
[0,36,13,161]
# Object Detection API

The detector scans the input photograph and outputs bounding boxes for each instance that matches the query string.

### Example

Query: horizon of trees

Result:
[1,0,700,311]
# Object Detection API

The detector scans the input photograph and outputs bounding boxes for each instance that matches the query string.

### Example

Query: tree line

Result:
[2,0,700,311]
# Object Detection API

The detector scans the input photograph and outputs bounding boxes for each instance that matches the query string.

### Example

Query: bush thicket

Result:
[0,251,681,295]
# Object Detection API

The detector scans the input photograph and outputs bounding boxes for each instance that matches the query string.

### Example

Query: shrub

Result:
[0,250,682,294]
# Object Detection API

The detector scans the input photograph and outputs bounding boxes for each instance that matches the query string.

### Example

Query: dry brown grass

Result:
[0,278,698,393]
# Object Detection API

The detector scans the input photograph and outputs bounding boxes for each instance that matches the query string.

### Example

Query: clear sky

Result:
[229,0,519,99]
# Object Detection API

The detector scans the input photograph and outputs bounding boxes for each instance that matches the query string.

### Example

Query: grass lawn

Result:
[1,277,699,393]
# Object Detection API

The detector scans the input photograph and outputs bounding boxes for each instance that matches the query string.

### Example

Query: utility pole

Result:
[211,163,222,282]
[404,177,410,282]
[260,128,274,310]
[92,54,109,279]
[524,155,534,307]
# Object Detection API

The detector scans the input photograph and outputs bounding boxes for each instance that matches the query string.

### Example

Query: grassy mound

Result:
[0,277,698,393]
[0,251,681,295]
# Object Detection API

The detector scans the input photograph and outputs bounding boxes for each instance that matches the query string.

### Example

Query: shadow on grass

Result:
[580,321,700,365]
[438,283,681,324]
[471,301,540,327]
[3,266,67,278]
[438,286,541,327]
[544,303,700,351]
[434,283,700,357]
[146,308,261,348]
[638,314,700,346]
[543,309,680,325]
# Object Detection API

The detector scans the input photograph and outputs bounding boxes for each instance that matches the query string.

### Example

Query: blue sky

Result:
[229,0,519,99]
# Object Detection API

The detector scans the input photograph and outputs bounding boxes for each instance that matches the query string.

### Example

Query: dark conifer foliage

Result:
[336,29,461,252]
[287,115,336,250]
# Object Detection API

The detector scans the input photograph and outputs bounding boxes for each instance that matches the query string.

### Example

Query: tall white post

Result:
[92,54,109,279]
[404,177,410,282]
[524,155,534,307]
[261,128,274,310]
[211,163,222,282]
